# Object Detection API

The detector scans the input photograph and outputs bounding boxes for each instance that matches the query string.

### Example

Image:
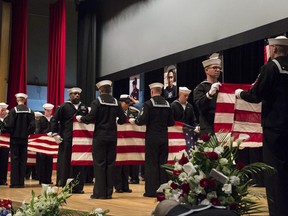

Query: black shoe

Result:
[129,179,139,184]
[72,190,84,194]
[90,195,111,199]
[143,193,156,197]
[115,189,123,193]
[123,189,132,193]
[9,185,24,188]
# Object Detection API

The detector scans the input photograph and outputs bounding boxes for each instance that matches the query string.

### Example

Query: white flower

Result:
[174,162,182,171]
[219,158,228,166]
[222,183,232,194]
[94,208,104,213]
[157,183,171,193]
[230,176,240,186]
[175,150,188,160]
[182,162,197,176]
[214,146,224,155]
[204,147,213,152]
[200,199,211,205]
[178,172,188,181]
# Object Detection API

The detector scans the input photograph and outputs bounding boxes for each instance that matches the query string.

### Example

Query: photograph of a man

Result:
[163,65,177,99]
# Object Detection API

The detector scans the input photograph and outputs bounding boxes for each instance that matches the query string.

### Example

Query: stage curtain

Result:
[6,0,28,108]
[143,68,163,101]
[47,0,66,108]
[113,78,129,101]
[76,1,97,106]
[223,40,264,84]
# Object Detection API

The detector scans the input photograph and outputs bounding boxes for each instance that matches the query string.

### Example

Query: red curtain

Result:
[47,0,66,109]
[7,0,28,108]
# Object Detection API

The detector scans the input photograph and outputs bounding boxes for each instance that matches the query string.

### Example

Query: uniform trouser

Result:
[92,136,117,198]
[37,153,53,184]
[10,138,28,186]
[56,140,85,190]
[0,147,9,184]
[56,141,72,187]
[129,165,140,182]
[114,165,129,191]
[145,137,168,196]
[263,127,288,216]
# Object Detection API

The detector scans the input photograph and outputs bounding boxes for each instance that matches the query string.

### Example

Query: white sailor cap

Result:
[34,111,43,117]
[15,93,28,99]
[96,80,112,89]
[68,87,82,94]
[202,53,221,68]
[268,36,288,46]
[149,82,164,89]
[119,94,131,102]
[0,102,8,109]
[179,87,191,94]
[43,103,54,110]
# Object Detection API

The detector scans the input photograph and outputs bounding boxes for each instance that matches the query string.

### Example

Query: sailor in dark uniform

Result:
[0,102,9,185]
[36,103,54,184]
[76,80,126,199]
[4,93,35,188]
[193,54,222,135]
[113,94,139,193]
[171,87,199,151]
[235,36,288,216]
[133,82,174,197]
[50,87,89,193]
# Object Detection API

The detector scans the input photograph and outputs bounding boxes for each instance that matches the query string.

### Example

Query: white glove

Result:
[47,132,53,137]
[208,82,222,96]
[76,115,82,122]
[194,126,200,133]
[235,89,243,99]
[54,135,63,144]
[129,118,136,124]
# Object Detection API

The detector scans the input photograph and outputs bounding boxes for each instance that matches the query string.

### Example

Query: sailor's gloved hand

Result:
[129,118,136,124]
[208,82,222,96]
[54,135,63,144]
[76,115,82,122]
[235,89,243,99]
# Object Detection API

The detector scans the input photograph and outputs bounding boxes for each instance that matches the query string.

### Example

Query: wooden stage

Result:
[0,172,269,216]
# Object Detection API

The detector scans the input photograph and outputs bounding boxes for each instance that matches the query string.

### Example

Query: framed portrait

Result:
[129,75,140,102]
[163,64,177,99]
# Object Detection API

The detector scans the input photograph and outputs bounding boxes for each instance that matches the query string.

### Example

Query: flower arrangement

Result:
[13,180,109,216]
[0,199,13,216]
[157,133,275,215]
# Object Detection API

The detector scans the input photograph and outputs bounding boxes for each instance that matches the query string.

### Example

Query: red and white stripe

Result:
[71,121,186,166]
[215,83,262,148]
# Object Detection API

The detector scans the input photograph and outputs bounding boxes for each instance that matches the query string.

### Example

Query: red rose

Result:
[181,183,190,193]
[156,193,166,202]
[211,197,221,206]
[200,178,210,188]
[228,202,238,210]
[208,179,216,188]
[173,170,182,176]
[171,182,178,189]
[198,194,206,201]
[236,161,245,170]
[200,134,210,142]
[178,155,189,165]
[205,152,218,160]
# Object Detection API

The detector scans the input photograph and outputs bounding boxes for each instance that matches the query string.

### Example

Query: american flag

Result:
[0,134,59,168]
[71,120,187,166]
[214,83,262,148]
